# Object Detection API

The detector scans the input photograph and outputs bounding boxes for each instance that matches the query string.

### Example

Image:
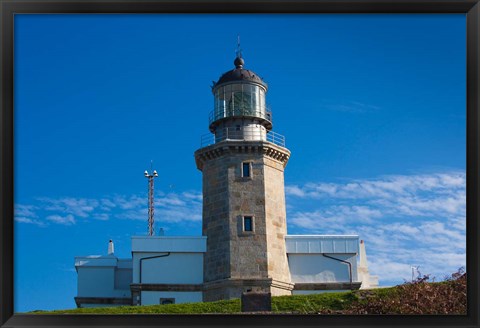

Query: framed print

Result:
[1,1,479,328]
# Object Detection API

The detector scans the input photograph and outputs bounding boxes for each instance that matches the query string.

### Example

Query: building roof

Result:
[286,235,360,254]
[213,56,268,90]
[131,236,207,253]
[74,254,132,270]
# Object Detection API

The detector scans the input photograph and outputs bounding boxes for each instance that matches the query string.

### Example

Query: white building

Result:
[75,246,132,307]
[75,235,377,307]
[130,236,205,306]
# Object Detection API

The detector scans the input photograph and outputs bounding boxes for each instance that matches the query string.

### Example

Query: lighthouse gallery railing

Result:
[209,107,272,125]
[200,127,286,148]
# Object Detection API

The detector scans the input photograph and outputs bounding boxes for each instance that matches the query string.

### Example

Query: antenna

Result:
[236,35,242,59]
[144,162,159,236]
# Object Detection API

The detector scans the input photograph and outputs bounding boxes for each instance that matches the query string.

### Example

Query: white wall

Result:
[77,267,116,297]
[288,254,358,283]
[141,291,203,305]
[115,268,132,290]
[77,266,132,298]
[76,257,132,299]
[132,252,203,284]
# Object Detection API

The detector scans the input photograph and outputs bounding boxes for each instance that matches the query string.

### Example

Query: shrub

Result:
[339,268,467,315]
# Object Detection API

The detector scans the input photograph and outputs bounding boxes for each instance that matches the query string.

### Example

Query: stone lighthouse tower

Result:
[194,50,294,301]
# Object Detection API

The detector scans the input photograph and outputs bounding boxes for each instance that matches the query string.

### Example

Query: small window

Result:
[242,162,251,178]
[160,298,175,305]
[243,216,253,232]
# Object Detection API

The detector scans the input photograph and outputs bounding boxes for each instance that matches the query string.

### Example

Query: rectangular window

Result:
[242,162,250,177]
[243,216,253,232]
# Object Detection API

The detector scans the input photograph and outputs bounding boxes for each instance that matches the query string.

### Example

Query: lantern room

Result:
[209,56,273,137]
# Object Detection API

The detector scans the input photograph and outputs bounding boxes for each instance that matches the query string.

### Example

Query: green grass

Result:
[30,273,466,315]
[270,290,362,314]
[30,289,384,315]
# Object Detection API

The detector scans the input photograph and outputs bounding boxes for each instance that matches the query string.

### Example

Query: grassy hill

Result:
[33,270,466,315]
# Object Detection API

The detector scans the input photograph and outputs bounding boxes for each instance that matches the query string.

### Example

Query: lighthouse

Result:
[74,48,371,309]
[194,50,294,301]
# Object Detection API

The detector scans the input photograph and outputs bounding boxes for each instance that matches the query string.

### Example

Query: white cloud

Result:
[14,204,46,227]
[156,193,186,207]
[383,222,420,236]
[93,213,110,221]
[367,259,413,282]
[116,208,148,221]
[14,204,38,218]
[450,215,466,232]
[116,192,202,223]
[182,191,203,201]
[286,172,465,202]
[17,191,202,227]
[14,216,46,227]
[289,205,382,234]
[155,208,202,223]
[17,190,202,227]
[366,245,466,284]
[46,214,76,226]
[286,172,466,222]
[100,198,116,210]
[38,197,99,218]
[285,186,306,197]
[112,195,145,210]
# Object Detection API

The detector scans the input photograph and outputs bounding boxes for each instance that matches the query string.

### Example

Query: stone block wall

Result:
[195,141,294,301]
[263,156,292,285]
[201,154,231,283]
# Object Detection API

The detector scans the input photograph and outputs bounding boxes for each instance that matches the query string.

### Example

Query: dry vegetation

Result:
[322,268,467,315]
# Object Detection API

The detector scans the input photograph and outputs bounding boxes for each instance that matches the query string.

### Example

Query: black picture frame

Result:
[1,1,479,327]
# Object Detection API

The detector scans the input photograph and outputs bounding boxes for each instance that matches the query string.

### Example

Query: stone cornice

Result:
[203,278,294,292]
[194,140,291,171]
[130,283,203,292]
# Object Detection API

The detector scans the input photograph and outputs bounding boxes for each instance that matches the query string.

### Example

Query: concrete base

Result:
[74,297,132,308]
[203,278,294,301]
[241,292,272,312]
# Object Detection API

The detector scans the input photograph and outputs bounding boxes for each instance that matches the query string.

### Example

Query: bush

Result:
[339,268,467,315]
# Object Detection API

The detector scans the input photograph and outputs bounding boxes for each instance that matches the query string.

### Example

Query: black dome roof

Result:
[213,57,267,90]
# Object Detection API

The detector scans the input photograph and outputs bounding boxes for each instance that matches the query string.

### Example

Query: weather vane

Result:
[236,35,242,59]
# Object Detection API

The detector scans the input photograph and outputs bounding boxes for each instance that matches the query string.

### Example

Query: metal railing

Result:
[209,107,272,125]
[200,127,286,148]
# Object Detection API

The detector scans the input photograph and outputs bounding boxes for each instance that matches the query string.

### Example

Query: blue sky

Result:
[13,14,466,312]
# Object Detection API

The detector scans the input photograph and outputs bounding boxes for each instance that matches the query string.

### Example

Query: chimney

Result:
[359,239,368,267]
[108,240,114,255]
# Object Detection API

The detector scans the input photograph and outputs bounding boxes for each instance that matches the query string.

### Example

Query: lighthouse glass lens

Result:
[214,84,266,121]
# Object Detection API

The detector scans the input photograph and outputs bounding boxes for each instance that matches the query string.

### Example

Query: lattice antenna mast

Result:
[144,162,158,236]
